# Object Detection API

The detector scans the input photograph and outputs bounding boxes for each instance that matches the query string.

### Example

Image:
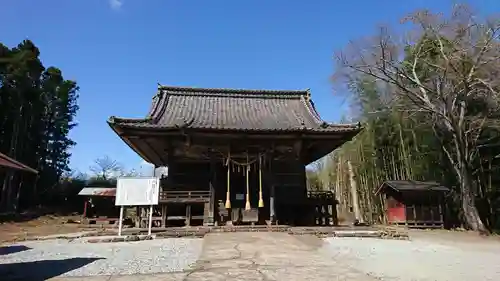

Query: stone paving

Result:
[50,232,377,281]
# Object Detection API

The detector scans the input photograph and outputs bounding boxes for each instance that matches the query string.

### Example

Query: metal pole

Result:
[148,205,153,236]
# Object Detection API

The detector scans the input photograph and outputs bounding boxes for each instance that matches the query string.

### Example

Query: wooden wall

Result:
[271,158,308,224]
[164,161,211,191]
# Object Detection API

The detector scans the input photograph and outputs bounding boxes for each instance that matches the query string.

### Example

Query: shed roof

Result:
[78,187,116,197]
[376,180,450,194]
[108,85,361,133]
[0,152,38,174]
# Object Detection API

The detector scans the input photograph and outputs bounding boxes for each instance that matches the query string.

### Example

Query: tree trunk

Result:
[459,166,488,234]
[14,175,24,212]
[347,160,363,223]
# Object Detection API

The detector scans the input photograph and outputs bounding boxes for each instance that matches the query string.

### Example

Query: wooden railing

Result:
[159,190,211,203]
[307,191,334,200]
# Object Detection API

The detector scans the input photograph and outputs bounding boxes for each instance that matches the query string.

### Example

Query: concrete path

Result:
[183,232,376,281]
[50,232,376,281]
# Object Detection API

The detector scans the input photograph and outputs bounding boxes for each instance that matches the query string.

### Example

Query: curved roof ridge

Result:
[300,92,324,126]
[108,84,363,134]
[158,84,309,95]
[146,89,169,121]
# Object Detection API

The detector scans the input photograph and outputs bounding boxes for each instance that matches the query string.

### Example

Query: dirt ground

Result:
[407,228,500,243]
[0,214,88,244]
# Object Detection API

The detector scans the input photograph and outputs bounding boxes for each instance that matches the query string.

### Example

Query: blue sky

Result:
[2,0,498,173]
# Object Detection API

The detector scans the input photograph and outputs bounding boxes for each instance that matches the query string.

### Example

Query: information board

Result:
[115,177,160,206]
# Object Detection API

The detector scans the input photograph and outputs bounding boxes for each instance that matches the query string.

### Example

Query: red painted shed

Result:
[376,181,449,228]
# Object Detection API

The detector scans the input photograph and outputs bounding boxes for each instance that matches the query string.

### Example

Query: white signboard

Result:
[115,177,160,206]
[235,193,245,201]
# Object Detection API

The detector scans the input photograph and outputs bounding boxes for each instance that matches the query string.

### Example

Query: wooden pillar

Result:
[83,200,88,218]
[161,205,167,227]
[205,152,215,226]
[185,204,191,226]
[135,206,140,228]
[438,199,444,227]
[270,184,276,224]
[207,182,215,225]
[141,207,147,228]
[413,204,417,225]
[332,198,339,226]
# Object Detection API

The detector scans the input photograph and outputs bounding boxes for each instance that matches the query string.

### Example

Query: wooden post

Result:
[135,206,140,227]
[413,204,417,225]
[270,185,276,224]
[185,204,191,226]
[83,200,88,218]
[1,170,13,210]
[438,201,443,226]
[161,205,167,227]
[206,154,215,225]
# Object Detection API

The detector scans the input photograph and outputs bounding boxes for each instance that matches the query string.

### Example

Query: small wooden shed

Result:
[376,180,449,228]
[77,186,119,225]
[0,152,38,211]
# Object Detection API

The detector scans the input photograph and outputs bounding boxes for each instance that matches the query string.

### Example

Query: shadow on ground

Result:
[0,257,103,280]
[0,245,31,255]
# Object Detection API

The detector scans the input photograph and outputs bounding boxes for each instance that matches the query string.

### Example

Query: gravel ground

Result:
[323,237,500,281]
[0,238,203,278]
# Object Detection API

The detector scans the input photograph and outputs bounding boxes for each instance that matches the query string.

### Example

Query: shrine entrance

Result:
[215,154,269,226]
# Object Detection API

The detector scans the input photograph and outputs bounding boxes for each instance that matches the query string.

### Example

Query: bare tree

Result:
[89,155,123,180]
[334,5,500,233]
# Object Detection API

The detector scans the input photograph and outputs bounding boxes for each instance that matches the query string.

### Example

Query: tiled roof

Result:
[109,85,361,133]
[0,152,38,174]
[376,180,450,194]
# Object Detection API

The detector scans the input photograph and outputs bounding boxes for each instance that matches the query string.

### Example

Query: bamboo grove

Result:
[309,5,500,232]
[0,40,79,212]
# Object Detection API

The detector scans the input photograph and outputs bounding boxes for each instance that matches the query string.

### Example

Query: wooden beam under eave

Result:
[121,135,157,164]
[143,138,168,165]
[118,128,358,141]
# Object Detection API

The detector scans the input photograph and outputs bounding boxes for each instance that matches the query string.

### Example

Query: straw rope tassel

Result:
[225,152,231,209]
[258,155,264,208]
[245,164,251,210]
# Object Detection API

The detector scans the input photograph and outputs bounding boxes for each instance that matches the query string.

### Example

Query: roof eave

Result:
[0,153,38,174]
[107,120,155,165]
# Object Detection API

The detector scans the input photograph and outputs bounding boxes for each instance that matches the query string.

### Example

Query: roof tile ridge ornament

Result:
[146,86,166,122]
[305,88,312,101]
[108,116,151,124]
[300,91,325,126]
